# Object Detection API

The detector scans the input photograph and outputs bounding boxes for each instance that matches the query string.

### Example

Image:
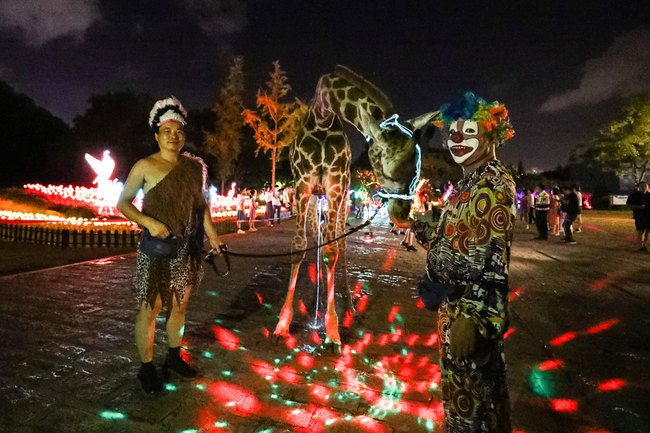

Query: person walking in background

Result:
[248,189,258,231]
[235,188,246,234]
[626,181,650,252]
[561,185,579,244]
[527,188,536,228]
[264,187,274,227]
[117,96,223,395]
[519,188,531,229]
[573,185,583,232]
[549,187,561,236]
[534,184,550,240]
[273,187,282,224]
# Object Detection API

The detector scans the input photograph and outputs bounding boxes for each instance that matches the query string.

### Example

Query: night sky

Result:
[1,0,648,171]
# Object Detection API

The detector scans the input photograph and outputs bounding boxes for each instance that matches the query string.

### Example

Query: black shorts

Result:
[634,217,649,232]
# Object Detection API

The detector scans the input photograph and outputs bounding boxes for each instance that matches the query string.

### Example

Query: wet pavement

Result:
[1,211,649,433]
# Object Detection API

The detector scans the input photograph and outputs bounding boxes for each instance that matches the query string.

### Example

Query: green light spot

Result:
[256,429,274,433]
[203,351,213,358]
[156,317,165,323]
[264,303,272,309]
[99,410,126,420]
[221,370,232,376]
[344,414,354,421]
[270,393,279,399]
[529,369,555,398]
[274,358,281,364]
[178,326,185,337]
[271,383,279,389]
[165,383,177,391]
[214,421,228,428]
[325,418,336,426]
[214,319,223,324]
[395,314,404,324]
[285,355,293,360]
[426,420,435,431]
[323,366,328,371]
[357,329,365,337]
[195,384,206,391]
[306,375,312,380]
[179,429,199,433]
[207,291,217,296]
[401,348,408,356]
[239,346,247,351]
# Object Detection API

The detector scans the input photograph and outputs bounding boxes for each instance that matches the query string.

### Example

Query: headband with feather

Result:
[148,96,187,130]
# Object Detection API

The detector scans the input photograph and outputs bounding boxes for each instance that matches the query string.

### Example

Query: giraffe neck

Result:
[314,74,388,138]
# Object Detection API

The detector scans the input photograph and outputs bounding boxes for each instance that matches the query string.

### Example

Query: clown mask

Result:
[447,119,484,164]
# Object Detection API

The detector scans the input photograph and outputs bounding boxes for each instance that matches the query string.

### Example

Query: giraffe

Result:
[273,65,438,347]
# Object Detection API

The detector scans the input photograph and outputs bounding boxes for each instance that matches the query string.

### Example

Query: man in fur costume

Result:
[117,96,223,395]
[415,92,515,432]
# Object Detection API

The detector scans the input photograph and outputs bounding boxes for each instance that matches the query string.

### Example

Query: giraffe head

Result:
[362,110,439,228]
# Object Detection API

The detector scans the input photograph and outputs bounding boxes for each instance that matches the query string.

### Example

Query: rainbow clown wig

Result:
[148,96,188,131]
[435,92,514,147]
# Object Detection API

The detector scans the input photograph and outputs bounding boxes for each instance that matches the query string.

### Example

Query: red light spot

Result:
[357,294,369,312]
[388,306,399,322]
[399,365,416,379]
[278,366,300,384]
[417,356,429,367]
[310,383,331,402]
[381,249,396,271]
[299,300,307,314]
[353,281,362,298]
[309,264,316,283]
[539,359,564,371]
[255,292,263,303]
[310,331,322,344]
[391,328,403,342]
[213,326,239,350]
[251,360,276,380]
[297,353,314,368]
[407,334,420,346]
[209,382,260,415]
[378,334,389,346]
[353,415,391,433]
[415,298,425,309]
[589,278,612,290]
[343,310,353,327]
[262,327,270,338]
[550,332,577,346]
[503,328,516,339]
[509,287,524,301]
[585,318,619,334]
[285,334,296,349]
[424,333,439,346]
[551,399,577,412]
[598,379,626,391]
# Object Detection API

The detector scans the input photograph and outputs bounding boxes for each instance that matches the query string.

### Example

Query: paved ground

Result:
[0,210,648,433]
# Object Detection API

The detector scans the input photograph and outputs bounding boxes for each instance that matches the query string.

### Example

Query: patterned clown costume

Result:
[425,159,515,432]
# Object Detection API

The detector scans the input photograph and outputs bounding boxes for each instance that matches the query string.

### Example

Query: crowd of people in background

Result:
[520,184,584,244]
[234,185,295,233]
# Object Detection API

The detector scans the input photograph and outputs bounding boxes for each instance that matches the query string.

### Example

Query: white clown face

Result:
[447,119,480,164]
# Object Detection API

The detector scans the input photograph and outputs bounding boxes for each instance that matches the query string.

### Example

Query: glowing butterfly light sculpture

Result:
[84,150,123,215]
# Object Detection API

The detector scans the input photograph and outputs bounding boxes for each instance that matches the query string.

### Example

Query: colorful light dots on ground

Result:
[597,378,626,391]
[209,382,260,415]
[551,399,578,412]
[550,318,620,346]
[213,325,240,350]
[98,410,126,420]
[538,359,565,371]
[550,331,578,346]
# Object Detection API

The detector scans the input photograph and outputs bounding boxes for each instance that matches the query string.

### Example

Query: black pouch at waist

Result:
[139,230,185,258]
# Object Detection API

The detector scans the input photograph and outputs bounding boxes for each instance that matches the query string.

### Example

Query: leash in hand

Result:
[204,244,231,276]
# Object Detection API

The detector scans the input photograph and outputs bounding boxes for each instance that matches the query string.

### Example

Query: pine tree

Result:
[242,60,303,188]
[204,55,245,193]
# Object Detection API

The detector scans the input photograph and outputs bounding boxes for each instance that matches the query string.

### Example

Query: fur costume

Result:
[135,153,208,311]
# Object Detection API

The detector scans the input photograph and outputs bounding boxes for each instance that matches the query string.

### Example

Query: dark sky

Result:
[1,0,649,171]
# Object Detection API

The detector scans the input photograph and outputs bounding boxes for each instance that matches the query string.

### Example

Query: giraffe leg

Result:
[274,191,310,338]
[323,242,340,346]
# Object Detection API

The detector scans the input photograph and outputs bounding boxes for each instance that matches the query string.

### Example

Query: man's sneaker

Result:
[163,354,199,381]
[237,229,245,234]
[568,240,577,244]
[137,363,164,395]
[249,227,258,232]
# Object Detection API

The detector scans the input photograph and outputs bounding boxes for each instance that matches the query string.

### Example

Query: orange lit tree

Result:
[242,61,303,187]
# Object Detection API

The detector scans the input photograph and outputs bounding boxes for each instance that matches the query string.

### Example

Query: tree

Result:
[576,92,650,184]
[72,91,155,181]
[203,55,246,192]
[1,81,72,186]
[242,61,303,188]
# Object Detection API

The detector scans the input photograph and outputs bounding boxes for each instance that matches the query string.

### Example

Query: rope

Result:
[219,205,382,259]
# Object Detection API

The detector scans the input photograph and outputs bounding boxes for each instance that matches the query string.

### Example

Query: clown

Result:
[415,92,515,432]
